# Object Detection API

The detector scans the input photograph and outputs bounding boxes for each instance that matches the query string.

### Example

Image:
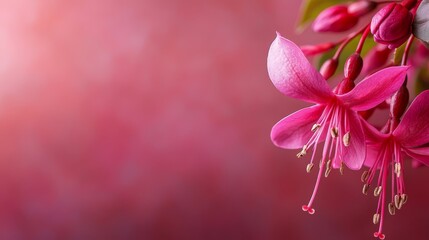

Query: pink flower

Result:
[361,90,429,239]
[267,33,409,214]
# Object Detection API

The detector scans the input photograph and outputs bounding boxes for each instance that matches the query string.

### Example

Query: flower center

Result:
[361,139,407,239]
[299,102,351,214]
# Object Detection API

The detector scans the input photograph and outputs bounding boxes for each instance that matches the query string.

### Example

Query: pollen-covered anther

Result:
[311,123,321,132]
[343,131,350,146]
[306,163,314,173]
[394,162,401,177]
[362,184,370,195]
[374,186,382,197]
[388,202,396,215]
[394,194,401,209]
[324,160,332,177]
[296,146,307,158]
[330,127,339,138]
[401,194,408,205]
[319,159,325,169]
[373,213,380,224]
[361,170,369,182]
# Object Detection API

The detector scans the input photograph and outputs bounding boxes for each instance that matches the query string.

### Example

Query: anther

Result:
[373,213,380,224]
[401,194,408,205]
[343,132,350,146]
[361,171,369,182]
[394,194,401,209]
[374,186,382,197]
[362,184,369,195]
[306,163,314,173]
[339,162,344,175]
[319,159,325,169]
[297,148,307,158]
[325,167,332,177]
[325,160,332,177]
[394,162,401,177]
[311,123,321,132]
[330,127,339,138]
[388,202,395,215]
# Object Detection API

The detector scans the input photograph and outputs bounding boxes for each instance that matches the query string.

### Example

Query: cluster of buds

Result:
[268,0,429,239]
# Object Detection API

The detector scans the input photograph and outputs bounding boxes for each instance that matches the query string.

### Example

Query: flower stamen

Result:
[306,163,314,173]
[311,123,321,132]
[343,131,350,146]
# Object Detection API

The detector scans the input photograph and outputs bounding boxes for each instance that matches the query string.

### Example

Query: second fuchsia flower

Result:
[361,90,429,240]
[267,33,409,214]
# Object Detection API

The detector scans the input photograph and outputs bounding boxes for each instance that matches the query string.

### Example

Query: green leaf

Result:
[415,67,429,95]
[298,0,348,30]
[317,35,377,77]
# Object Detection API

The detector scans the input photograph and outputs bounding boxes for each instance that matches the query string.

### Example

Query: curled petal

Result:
[363,144,384,168]
[404,147,429,166]
[338,66,409,111]
[360,117,389,144]
[271,105,325,149]
[267,33,334,104]
[394,90,429,148]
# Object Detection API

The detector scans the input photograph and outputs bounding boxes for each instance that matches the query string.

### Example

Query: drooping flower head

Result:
[361,90,429,239]
[267,33,409,214]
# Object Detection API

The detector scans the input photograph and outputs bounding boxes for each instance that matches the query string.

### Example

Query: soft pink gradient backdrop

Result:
[0,0,427,239]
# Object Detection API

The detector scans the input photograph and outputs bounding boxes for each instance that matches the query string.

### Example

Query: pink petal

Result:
[393,90,429,147]
[360,117,389,143]
[403,147,429,166]
[271,104,325,149]
[363,144,384,168]
[338,66,409,111]
[340,111,366,170]
[267,33,334,104]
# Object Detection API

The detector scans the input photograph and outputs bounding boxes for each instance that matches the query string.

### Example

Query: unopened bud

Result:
[320,58,338,80]
[390,83,409,120]
[335,77,355,94]
[370,3,413,49]
[362,44,391,75]
[313,5,359,32]
[301,42,336,56]
[402,0,418,9]
[348,1,377,17]
[344,53,363,81]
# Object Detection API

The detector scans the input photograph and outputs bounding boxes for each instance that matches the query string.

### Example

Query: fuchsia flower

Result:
[267,33,408,214]
[361,90,429,240]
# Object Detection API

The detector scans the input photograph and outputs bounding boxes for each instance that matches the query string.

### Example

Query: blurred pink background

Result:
[0,0,428,239]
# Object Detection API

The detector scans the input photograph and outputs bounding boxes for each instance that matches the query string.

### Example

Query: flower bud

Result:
[344,53,363,81]
[301,42,336,56]
[348,1,377,17]
[370,3,413,49]
[320,58,338,79]
[313,5,359,32]
[336,77,355,94]
[390,82,409,120]
[362,44,391,74]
